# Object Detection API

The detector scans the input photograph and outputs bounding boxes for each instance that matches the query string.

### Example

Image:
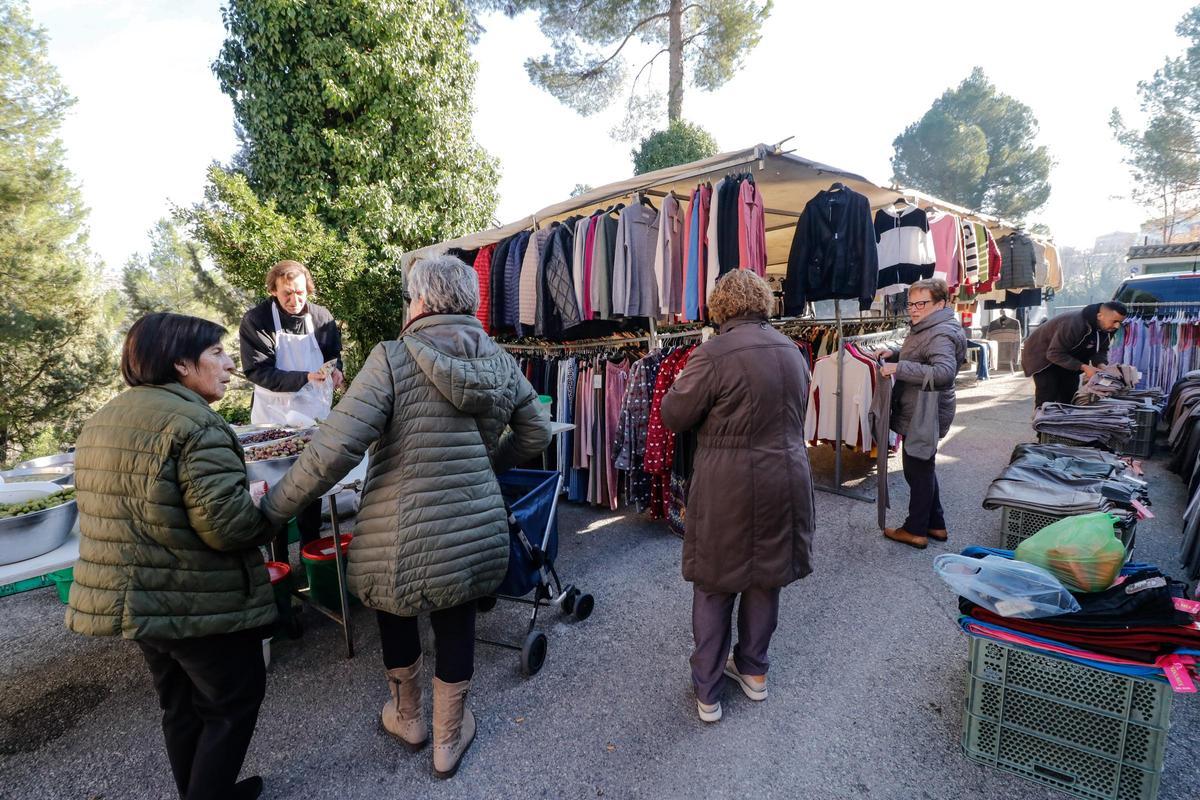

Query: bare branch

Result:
[631,47,671,93]
[578,11,673,80]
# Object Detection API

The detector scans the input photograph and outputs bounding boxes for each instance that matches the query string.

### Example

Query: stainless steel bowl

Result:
[1,466,75,486]
[244,455,300,488]
[0,494,77,565]
[14,452,75,471]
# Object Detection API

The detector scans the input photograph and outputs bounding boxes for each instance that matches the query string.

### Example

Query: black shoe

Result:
[234,776,263,800]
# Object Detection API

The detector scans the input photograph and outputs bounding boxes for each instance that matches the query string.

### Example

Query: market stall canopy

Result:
[401,142,1031,275]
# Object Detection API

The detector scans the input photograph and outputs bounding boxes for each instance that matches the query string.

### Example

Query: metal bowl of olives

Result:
[1,465,75,486]
[0,482,78,565]
[243,433,313,487]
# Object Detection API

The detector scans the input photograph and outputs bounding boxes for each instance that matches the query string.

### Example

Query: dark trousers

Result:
[271,501,321,563]
[902,449,945,537]
[690,585,781,705]
[137,628,267,800]
[376,602,476,683]
[1033,365,1081,408]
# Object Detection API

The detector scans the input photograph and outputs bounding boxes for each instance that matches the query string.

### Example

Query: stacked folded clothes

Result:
[983,444,1146,531]
[1072,363,1140,404]
[1033,402,1136,449]
[951,548,1200,690]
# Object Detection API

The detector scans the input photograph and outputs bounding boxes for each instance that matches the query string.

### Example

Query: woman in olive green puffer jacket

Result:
[67,312,277,800]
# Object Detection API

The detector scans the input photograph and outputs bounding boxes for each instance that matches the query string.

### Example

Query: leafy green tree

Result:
[1110,6,1200,243]
[632,119,718,174]
[122,218,250,328]
[891,67,1052,222]
[473,0,771,124]
[0,0,116,462]
[192,0,499,362]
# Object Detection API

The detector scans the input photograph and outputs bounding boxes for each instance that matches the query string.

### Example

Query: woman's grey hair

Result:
[408,254,480,315]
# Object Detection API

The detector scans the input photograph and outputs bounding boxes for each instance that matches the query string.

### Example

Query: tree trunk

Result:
[668,0,683,122]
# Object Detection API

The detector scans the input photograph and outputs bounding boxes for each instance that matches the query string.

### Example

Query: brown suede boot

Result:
[432,677,476,779]
[382,657,427,752]
[927,528,948,542]
[883,527,928,549]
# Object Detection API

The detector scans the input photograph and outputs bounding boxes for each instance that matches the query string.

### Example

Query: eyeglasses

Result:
[906,300,932,311]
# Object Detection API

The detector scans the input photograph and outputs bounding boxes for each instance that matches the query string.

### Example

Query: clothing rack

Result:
[499,335,651,353]
[771,310,907,503]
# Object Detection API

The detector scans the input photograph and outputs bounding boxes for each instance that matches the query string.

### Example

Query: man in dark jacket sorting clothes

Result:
[1022,301,1127,408]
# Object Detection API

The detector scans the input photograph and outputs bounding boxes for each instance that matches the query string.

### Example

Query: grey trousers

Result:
[690,585,781,705]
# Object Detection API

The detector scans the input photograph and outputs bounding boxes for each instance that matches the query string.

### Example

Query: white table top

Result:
[0,530,79,585]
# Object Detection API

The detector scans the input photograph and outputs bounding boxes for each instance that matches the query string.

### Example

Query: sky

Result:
[25,0,1200,275]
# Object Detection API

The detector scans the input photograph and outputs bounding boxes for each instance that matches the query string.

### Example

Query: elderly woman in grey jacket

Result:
[260,255,552,779]
[878,278,967,549]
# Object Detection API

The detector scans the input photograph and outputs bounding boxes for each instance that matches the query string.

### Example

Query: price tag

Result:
[1130,498,1154,520]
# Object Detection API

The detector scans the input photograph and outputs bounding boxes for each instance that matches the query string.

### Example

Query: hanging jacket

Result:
[995,232,1037,290]
[539,219,581,336]
[784,187,879,314]
[260,314,552,617]
[874,206,937,294]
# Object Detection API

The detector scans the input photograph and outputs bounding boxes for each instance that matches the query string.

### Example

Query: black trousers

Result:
[271,501,322,562]
[902,450,945,537]
[1033,365,1081,408]
[137,628,268,800]
[376,602,476,683]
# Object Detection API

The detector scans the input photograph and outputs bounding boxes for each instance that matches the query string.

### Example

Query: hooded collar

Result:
[402,313,484,336]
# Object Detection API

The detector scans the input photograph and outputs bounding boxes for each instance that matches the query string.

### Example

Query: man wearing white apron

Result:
[239,260,343,557]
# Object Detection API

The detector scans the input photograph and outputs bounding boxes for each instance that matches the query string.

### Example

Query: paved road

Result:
[2,373,1196,799]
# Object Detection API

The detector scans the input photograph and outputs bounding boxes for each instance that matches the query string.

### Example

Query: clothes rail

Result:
[499,336,651,352]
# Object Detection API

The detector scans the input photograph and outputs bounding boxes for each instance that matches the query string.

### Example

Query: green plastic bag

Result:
[1014,512,1126,592]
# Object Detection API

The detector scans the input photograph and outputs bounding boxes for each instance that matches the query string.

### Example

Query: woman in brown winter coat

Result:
[660,270,816,723]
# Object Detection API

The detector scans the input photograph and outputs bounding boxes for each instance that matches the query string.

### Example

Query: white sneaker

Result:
[696,699,722,723]
[724,657,768,701]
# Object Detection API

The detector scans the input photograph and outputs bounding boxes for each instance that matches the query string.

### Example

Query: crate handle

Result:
[1032,764,1076,785]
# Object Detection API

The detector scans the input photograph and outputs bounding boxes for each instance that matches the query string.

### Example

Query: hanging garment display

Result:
[613,200,662,318]
[874,204,936,297]
[1109,312,1200,398]
[994,231,1038,291]
[784,185,879,314]
[927,210,964,289]
[653,192,686,318]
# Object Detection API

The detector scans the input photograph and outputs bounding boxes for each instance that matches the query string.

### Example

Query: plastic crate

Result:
[1116,408,1156,460]
[998,506,1136,552]
[963,638,1171,800]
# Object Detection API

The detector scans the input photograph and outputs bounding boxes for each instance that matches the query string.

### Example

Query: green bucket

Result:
[48,568,73,604]
[300,534,357,610]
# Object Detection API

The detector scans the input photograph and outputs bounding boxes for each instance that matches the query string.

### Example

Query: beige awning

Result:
[401,142,1035,275]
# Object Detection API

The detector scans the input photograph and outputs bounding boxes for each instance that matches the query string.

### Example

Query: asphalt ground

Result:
[1,372,1197,800]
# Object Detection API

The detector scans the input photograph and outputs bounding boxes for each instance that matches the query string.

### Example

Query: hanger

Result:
[828,182,846,193]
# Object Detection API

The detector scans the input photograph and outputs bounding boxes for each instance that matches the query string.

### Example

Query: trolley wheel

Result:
[558,585,578,614]
[476,596,498,613]
[520,631,548,677]
[573,593,594,622]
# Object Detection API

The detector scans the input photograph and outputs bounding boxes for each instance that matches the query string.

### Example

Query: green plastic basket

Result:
[962,638,1171,800]
[48,568,73,604]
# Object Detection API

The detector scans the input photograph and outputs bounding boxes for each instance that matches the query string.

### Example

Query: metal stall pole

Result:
[328,491,355,658]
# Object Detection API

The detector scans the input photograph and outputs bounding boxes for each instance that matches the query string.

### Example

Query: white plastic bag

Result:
[933,554,1081,619]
